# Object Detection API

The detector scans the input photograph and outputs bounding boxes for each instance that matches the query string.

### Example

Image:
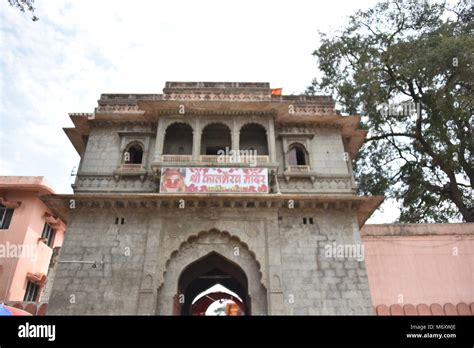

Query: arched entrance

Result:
[239,123,268,155]
[201,123,231,155]
[163,122,193,155]
[156,229,267,315]
[176,252,250,315]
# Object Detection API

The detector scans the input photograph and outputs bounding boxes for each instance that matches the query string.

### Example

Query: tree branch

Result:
[366,132,415,142]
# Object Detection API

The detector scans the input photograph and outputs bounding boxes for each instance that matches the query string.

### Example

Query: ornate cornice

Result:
[41,193,383,228]
[90,120,156,128]
[163,92,272,102]
[276,123,340,133]
[151,109,276,117]
[292,105,334,116]
[95,104,144,114]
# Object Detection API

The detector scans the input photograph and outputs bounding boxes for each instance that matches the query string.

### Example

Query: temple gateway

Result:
[44,82,383,315]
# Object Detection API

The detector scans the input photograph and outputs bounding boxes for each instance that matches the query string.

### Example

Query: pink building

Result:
[0,176,66,315]
[362,223,474,315]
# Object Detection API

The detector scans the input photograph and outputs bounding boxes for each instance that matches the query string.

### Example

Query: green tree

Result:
[308,0,473,222]
[7,0,39,21]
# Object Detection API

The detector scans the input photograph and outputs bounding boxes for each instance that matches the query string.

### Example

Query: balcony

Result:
[117,164,146,171]
[158,155,270,165]
[287,165,310,172]
[198,155,218,163]
[283,165,314,183]
[200,155,270,164]
[256,156,271,163]
[113,163,147,181]
[152,155,275,175]
[161,155,192,163]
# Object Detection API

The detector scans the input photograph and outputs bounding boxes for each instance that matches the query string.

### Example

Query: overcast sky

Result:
[0,0,398,222]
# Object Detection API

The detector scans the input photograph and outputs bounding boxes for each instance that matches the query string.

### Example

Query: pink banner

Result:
[160,167,268,193]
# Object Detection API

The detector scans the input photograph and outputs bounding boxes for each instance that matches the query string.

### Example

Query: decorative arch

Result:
[239,123,268,155]
[163,122,193,155]
[160,229,264,286]
[239,121,268,133]
[287,141,308,153]
[178,252,249,315]
[161,119,195,133]
[200,120,233,133]
[287,142,309,166]
[123,141,144,164]
[156,229,267,315]
[200,123,232,155]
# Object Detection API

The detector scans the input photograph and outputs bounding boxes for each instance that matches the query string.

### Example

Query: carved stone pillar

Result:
[154,118,166,162]
[268,119,276,162]
[232,118,240,153]
[192,118,201,161]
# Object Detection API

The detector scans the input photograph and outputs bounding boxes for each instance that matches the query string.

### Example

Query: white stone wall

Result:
[79,124,156,174]
[80,127,121,174]
[275,127,349,176]
[76,124,157,192]
[48,209,148,315]
[279,210,373,315]
[310,128,349,176]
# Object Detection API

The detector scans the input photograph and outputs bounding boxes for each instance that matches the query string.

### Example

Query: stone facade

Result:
[45,82,382,315]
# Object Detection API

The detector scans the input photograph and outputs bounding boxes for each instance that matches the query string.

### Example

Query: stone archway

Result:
[156,229,267,315]
[178,252,249,315]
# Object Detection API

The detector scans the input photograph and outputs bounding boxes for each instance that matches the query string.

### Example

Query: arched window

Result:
[288,144,307,166]
[123,143,143,164]
[239,123,268,155]
[201,123,231,155]
[163,123,193,155]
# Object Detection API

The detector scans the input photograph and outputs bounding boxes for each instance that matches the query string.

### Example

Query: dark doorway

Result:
[175,252,250,315]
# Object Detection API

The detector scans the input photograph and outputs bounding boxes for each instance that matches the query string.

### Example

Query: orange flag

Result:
[271,88,282,96]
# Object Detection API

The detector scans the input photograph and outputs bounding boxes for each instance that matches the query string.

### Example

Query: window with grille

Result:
[23,280,40,302]
[0,204,14,229]
[41,223,55,247]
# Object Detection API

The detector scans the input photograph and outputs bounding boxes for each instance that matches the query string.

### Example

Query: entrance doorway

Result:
[174,252,250,315]
[155,229,268,315]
